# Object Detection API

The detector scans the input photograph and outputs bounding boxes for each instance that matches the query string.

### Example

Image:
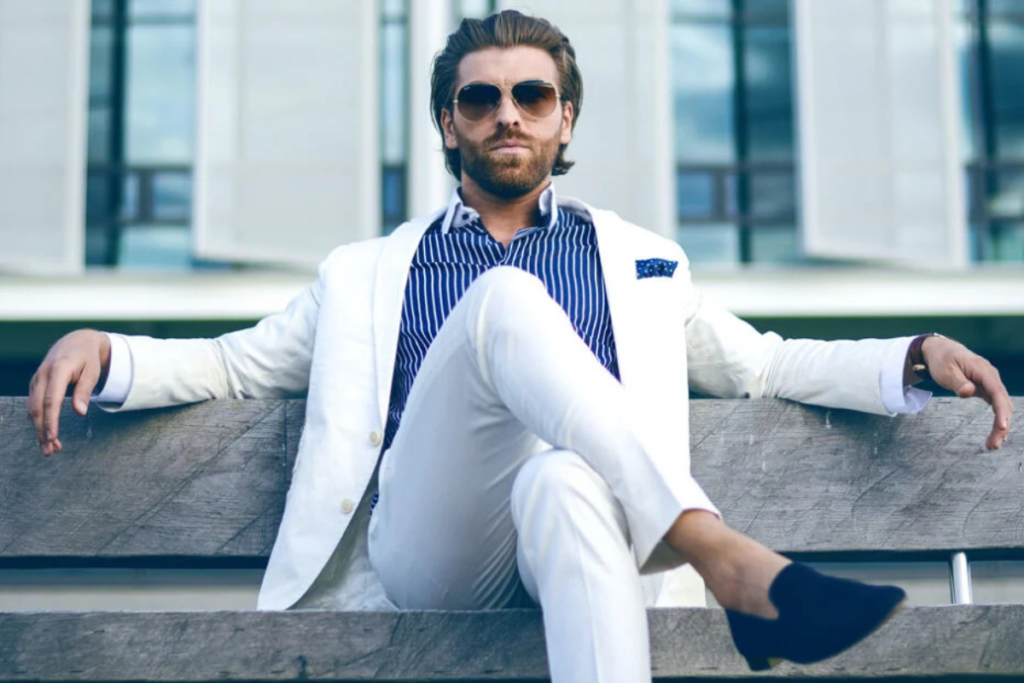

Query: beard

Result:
[456,126,562,199]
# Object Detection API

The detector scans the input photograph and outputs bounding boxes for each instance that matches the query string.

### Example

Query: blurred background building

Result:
[1,0,1023,394]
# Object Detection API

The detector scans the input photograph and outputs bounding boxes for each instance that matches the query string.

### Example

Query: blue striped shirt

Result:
[383,186,619,451]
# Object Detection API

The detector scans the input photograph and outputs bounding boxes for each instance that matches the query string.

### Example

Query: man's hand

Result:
[919,335,1012,450]
[27,330,111,456]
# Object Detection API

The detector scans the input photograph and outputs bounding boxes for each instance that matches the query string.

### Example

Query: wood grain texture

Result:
[2,397,1023,559]
[1,606,1023,681]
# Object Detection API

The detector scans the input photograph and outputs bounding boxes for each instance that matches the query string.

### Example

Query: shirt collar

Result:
[440,183,559,234]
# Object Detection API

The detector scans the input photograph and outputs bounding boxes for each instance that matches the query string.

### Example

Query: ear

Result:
[559,101,573,145]
[441,108,459,150]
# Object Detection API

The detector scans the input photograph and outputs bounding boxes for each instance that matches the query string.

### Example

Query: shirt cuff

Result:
[880,336,931,415]
[92,333,133,405]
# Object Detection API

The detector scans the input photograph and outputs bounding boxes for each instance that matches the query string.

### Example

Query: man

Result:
[29,10,1011,683]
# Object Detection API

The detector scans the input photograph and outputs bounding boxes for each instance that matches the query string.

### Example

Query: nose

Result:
[494,91,522,128]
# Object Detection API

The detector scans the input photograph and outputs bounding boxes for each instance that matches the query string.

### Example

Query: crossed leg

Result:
[368,266,770,682]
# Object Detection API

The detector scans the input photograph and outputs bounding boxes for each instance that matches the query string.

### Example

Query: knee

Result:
[512,449,610,523]
[462,266,550,330]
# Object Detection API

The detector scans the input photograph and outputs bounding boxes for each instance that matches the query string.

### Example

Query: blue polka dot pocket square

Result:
[635,258,678,279]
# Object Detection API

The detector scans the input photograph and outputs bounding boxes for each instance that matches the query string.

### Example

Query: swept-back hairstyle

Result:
[430,10,583,179]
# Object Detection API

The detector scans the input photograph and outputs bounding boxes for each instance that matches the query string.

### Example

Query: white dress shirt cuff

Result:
[880,336,931,415]
[92,333,133,405]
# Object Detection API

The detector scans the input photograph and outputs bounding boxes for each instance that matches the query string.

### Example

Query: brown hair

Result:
[430,10,583,180]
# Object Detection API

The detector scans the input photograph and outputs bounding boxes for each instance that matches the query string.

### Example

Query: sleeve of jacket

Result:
[104,270,324,413]
[681,269,894,416]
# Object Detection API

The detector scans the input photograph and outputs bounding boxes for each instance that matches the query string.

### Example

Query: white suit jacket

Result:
[110,197,899,610]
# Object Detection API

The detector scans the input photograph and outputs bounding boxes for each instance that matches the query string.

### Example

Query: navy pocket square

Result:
[635,258,678,279]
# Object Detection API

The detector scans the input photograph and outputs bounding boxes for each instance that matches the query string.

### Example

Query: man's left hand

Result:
[921,336,1012,450]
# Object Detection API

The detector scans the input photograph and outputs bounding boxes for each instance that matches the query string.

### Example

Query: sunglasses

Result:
[453,80,561,122]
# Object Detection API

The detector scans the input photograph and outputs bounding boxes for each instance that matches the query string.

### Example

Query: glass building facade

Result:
[83,0,1022,269]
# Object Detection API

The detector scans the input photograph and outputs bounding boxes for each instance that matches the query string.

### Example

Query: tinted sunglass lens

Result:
[457,84,501,120]
[512,83,557,118]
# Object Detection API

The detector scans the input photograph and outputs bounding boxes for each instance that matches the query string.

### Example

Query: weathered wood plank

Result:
[1,397,1022,559]
[0,398,296,560]
[1,606,1022,681]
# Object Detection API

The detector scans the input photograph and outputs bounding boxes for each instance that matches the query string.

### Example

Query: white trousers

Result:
[368,267,719,683]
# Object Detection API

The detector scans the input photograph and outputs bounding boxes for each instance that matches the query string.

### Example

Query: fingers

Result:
[41,361,75,453]
[978,372,1012,451]
[72,362,101,416]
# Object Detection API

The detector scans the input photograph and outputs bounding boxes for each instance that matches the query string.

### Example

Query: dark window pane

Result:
[725,171,739,217]
[671,0,730,17]
[676,223,740,265]
[989,21,1024,159]
[988,168,1024,218]
[991,222,1024,262]
[749,171,796,219]
[153,171,192,221]
[88,106,113,164]
[677,172,715,219]
[121,173,140,221]
[92,0,115,20]
[129,0,196,19]
[86,172,112,223]
[85,225,113,267]
[673,24,736,162]
[744,0,790,21]
[744,26,795,160]
[89,25,114,102]
[750,225,799,263]
[383,165,407,233]
[118,224,192,269]
[125,24,195,164]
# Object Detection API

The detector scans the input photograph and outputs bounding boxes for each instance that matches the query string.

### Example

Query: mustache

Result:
[487,130,532,147]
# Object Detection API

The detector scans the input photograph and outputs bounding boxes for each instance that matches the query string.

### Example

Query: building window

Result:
[672,0,797,267]
[382,0,410,234]
[455,0,496,20]
[961,0,1024,263]
[86,0,197,269]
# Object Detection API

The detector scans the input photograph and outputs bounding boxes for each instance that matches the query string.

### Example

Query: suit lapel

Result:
[590,207,644,390]
[372,215,437,427]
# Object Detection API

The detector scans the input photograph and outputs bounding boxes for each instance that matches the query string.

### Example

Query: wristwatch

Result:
[908,333,943,380]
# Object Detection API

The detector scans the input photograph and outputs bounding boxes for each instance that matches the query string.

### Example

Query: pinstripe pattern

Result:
[383,206,619,451]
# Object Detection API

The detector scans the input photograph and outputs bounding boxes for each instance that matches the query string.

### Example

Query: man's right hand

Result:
[28,330,111,456]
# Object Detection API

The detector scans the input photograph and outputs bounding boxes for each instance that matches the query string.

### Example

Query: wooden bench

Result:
[1,396,1023,681]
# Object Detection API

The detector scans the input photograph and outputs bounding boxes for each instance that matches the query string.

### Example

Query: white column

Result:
[408,0,456,218]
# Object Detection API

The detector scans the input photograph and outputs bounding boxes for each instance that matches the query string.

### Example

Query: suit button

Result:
[369,431,382,447]
[340,499,355,515]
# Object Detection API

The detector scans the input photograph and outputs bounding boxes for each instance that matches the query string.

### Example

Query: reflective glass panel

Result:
[673,24,736,163]
[744,0,790,20]
[676,223,740,265]
[125,24,195,164]
[92,0,115,20]
[749,171,796,219]
[120,174,140,221]
[153,171,193,221]
[88,106,112,164]
[991,222,1024,262]
[989,0,1024,17]
[129,0,196,19]
[383,166,407,234]
[86,172,111,223]
[989,21,1024,159]
[671,0,731,17]
[90,25,114,101]
[973,561,1024,604]
[458,0,493,19]
[381,21,408,165]
[744,26,795,160]
[750,225,799,263]
[987,169,1024,218]
[677,172,716,219]
[118,224,192,269]
[85,226,112,266]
